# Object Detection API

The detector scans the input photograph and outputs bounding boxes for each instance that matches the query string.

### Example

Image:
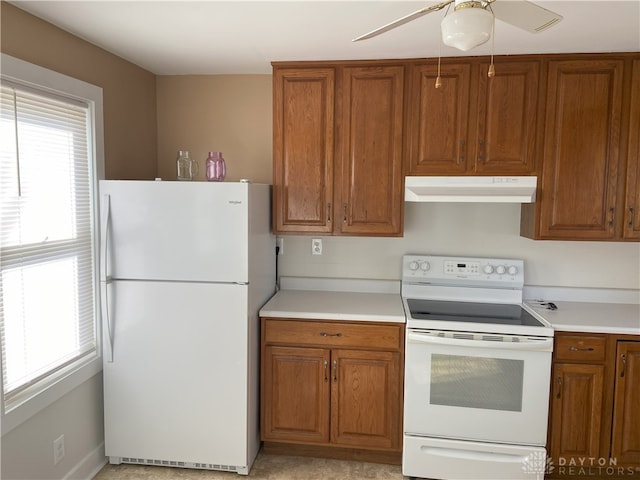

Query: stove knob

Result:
[409,261,420,271]
[508,265,519,275]
[496,265,507,275]
[483,265,494,274]
[420,261,431,271]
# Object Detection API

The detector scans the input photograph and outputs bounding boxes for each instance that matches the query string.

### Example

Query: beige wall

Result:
[1,2,157,180]
[1,375,105,480]
[156,75,272,183]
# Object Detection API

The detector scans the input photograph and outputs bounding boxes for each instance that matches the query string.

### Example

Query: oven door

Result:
[404,329,553,445]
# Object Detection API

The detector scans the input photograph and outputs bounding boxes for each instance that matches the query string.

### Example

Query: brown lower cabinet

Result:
[260,318,404,464]
[548,332,640,478]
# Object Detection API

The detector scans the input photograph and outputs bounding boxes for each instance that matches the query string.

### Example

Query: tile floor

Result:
[93,451,408,479]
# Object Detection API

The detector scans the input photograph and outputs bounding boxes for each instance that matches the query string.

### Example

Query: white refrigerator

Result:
[99,180,275,475]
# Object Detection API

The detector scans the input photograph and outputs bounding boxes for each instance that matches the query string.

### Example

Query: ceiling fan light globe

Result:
[441,7,493,51]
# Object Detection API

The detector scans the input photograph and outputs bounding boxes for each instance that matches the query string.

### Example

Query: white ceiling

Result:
[10,0,640,75]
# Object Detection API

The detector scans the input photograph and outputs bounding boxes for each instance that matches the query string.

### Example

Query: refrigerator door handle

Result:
[100,194,111,282]
[101,280,114,363]
[100,194,114,362]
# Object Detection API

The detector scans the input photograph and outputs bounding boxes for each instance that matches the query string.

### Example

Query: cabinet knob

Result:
[609,207,615,227]
[477,140,485,163]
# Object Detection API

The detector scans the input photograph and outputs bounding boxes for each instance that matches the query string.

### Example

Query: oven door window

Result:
[431,354,524,412]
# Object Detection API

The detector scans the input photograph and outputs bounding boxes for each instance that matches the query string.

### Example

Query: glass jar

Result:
[205,151,226,182]
[176,150,198,181]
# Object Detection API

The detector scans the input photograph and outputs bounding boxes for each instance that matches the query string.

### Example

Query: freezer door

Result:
[103,280,254,468]
[100,180,250,282]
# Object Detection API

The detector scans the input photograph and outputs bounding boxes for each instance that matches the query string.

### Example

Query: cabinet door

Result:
[273,68,334,234]
[624,59,640,239]
[475,60,540,174]
[407,62,471,174]
[549,363,605,463]
[611,341,640,464]
[262,346,330,443]
[538,59,624,239]
[337,66,404,236]
[330,349,401,449]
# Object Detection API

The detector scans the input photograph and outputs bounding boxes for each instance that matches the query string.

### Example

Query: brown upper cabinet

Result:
[273,54,639,241]
[406,58,541,176]
[272,63,404,236]
[272,68,335,234]
[521,55,639,241]
[337,65,404,236]
[623,59,640,240]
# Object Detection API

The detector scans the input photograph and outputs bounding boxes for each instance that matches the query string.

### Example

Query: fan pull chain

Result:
[488,5,496,78]
[436,1,453,89]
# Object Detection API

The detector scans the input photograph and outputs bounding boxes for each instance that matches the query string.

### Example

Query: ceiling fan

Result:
[352,0,563,52]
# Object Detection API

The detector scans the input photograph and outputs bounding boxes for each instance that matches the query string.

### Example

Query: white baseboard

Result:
[63,442,107,480]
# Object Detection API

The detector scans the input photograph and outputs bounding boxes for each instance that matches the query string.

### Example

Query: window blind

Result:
[0,81,98,410]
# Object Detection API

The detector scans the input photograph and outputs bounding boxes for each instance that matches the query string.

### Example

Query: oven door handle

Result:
[407,331,554,352]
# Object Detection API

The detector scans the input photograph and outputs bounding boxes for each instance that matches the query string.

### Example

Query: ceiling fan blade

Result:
[491,0,562,33]
[352,0,454,42]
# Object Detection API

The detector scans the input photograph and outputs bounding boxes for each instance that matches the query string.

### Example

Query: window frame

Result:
[0,53,105,435]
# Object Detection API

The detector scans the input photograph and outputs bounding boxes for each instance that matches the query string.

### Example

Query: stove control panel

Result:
[402,254,524,288]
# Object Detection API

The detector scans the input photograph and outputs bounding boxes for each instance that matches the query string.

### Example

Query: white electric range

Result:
[401,254,553,480]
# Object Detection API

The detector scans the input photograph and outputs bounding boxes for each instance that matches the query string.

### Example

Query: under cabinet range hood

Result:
[405,176,537,203]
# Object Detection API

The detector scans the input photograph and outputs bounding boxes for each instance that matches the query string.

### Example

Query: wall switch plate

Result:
[312,238,322,255]
[53,434,65,465]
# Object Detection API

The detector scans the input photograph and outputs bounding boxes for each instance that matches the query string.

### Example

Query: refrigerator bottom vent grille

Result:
[121,457,238,472]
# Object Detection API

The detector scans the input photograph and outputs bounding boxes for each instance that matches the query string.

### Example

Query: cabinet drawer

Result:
[263,318,403,351]
[555,334,607,362]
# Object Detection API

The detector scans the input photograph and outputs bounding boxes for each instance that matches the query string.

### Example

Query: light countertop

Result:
[262,277,639,334]
[525,300,640,336]
[259,289,406,323]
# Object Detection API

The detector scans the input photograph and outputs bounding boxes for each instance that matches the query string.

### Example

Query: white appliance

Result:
[401,254,553,480]
[404,176,537,203]
[99,180,275,475]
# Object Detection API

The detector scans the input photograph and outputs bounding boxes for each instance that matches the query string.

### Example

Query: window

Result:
[0,54,104,433]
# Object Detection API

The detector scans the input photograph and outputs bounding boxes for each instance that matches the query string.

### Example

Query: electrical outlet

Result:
[53,434,65,465]
[276,237,284,255]
[312,238,322,255]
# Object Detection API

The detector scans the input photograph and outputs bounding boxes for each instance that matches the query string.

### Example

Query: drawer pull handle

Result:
[569,346,594,352]
[556,376,562,399]
[333,360,338,383]
[320,332,342,337]
[323,360,328,382]
[621,353,627,378]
